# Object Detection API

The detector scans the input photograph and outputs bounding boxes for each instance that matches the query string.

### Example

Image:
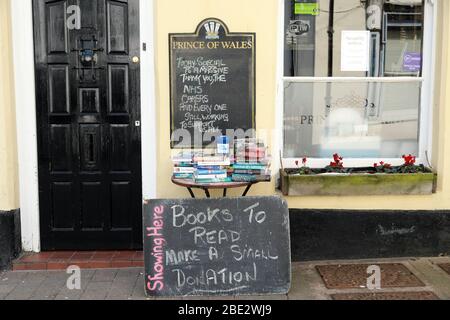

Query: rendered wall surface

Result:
[0,0,19,212]
[154,0,450,210]
[154,0,279,199]
[3,0,450,211]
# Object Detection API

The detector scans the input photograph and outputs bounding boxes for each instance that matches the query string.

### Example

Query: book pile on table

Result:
[231,138,271,182]
[172,151,196,180]
[192,154,232,183]
[172,151,232,183]
[172,138,272,184]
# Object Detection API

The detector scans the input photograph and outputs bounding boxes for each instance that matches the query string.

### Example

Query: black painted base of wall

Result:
[290,209,450,262]
[1,209,449,266]
[0,210,21,270]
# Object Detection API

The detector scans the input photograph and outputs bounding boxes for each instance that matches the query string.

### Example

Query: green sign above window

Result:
[295,3,320,16]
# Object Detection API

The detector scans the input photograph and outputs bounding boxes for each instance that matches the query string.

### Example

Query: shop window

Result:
[281,0,434,165]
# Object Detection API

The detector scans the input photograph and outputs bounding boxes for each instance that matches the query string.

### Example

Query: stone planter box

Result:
[280,169,437,197]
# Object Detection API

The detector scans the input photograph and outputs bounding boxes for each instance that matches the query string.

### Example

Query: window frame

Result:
[277,0,438,169]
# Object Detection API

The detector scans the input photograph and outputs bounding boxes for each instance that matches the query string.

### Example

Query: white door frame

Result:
[10,0,158,252]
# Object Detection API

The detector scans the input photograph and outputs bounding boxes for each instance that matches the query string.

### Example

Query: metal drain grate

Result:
[331,291,439,300]
[316,263,425,289]
[437,263,450,276]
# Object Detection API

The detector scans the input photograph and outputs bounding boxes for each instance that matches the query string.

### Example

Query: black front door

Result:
[33,0,142,250]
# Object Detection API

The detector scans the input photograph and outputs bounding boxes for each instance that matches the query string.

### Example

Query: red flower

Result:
[402,154,416,166]
[329,153,344,168]
[302,157,307,165]
[295,160,299,167]
[333,153,341,162]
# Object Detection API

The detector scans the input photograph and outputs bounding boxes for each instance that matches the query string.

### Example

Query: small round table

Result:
[171,177,259,198]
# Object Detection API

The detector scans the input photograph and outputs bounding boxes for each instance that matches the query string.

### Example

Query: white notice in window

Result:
[341,31,370,72]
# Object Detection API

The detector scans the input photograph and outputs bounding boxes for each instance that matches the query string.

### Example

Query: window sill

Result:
[280,169,437,197]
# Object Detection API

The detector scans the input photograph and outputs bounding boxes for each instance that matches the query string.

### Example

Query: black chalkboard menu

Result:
[169,18,256,148]
[143,197,291,297]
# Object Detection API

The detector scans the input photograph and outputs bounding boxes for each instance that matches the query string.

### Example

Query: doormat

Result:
[437,263,450,275]
[331,291,439,300]
[316,263,425,289]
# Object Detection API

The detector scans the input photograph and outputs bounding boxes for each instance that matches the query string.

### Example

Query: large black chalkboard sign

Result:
[143,197,291,297]
[169,18,256,148]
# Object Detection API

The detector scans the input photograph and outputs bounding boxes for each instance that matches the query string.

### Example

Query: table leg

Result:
[187,188,195,198]
[242,184,253,197]
[203,188,211,198]
[223,188,228,197]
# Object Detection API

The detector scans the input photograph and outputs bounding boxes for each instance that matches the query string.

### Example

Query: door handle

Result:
[132,56,140,64]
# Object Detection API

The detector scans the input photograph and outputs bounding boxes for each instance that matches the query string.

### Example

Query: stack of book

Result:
[172,152,233,183]
[193,154,232,183]
[172,151,196,180]
[231,138,271,182]
[172,139,272,184]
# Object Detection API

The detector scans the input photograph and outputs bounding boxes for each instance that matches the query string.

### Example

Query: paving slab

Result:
[91,269,119,282]
[406,259,450,299]
[55,289,84,301]
[29,286,63,300]
[40,273,68,288]
[79,281,113,300]
[3,287,36,300]
[288,263,330,300]
[131,274,149,300]
[1,256,449,300]
[0,271,29,285]
[108,279,138,298]
[14,271,48,288]
[0,285,17,299]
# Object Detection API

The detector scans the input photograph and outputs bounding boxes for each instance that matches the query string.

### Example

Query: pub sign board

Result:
[169,18,256,148]
[143,197,291,297]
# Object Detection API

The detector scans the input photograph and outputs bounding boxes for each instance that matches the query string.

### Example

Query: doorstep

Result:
[12,251,144,271]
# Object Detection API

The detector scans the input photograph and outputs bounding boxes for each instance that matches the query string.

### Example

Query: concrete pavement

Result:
[1,256,449,300]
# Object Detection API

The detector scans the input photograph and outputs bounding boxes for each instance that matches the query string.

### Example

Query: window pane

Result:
[284,0,424,77]
[283,81,421,158]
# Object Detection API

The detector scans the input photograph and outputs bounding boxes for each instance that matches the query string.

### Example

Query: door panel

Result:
[33,0,142,250]
[51,182,74,230]
[46,1,68,54]
[107,1,129,54]
[50,124,73,172]
[48,65,70,114]
[108,65,129,113]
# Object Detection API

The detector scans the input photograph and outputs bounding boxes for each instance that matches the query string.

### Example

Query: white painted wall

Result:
[11,0,40,252]
[140,0,158,200]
